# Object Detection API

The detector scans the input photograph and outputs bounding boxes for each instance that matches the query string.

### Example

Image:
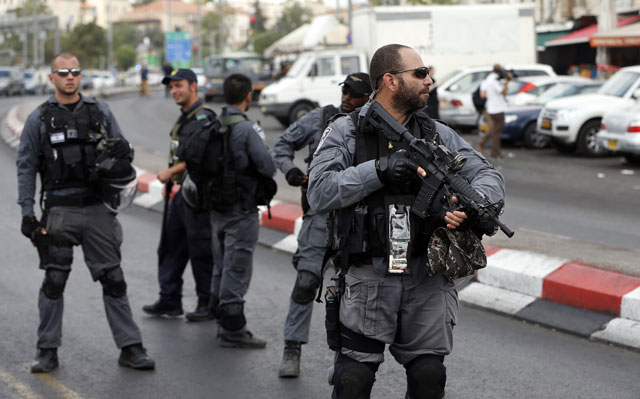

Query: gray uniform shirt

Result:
[272,105,340,175]
[223,106,276,179]
[307,102,506,288]
[17,94,125,217]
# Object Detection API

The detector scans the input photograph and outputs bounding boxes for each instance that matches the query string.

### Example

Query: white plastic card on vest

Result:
[388,204,411,274]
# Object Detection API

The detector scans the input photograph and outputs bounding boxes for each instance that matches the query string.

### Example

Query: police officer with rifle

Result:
[17,52,154,373]
[308,44,507,398]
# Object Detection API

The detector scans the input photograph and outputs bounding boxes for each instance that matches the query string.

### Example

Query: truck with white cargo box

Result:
[259,4,537,126]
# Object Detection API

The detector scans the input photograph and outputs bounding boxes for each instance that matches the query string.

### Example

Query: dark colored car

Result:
[479,80,602,148]
[203,53,274,102]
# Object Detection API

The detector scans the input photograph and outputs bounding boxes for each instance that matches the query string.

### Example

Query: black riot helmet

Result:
[181,172,203,210]
[98,157,137,212]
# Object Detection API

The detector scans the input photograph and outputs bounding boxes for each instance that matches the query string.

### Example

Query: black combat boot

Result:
[142,300,183,316]
[186,296,218,322]
[31,348,59,373]
[118,343,155,370]
[278,340,301,378]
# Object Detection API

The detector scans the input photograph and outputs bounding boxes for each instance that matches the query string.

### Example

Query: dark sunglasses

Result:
[341,86,366,99]
[376,66,430,83]
[54,68,82,77]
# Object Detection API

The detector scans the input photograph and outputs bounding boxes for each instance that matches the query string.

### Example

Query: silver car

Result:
[0,67,24,96]
[597,106,640,164]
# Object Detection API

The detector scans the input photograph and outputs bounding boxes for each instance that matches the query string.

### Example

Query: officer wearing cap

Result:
[308,44,505,398]
[17,51,154,373]
[142,68,216,321]
[272,72,371,378]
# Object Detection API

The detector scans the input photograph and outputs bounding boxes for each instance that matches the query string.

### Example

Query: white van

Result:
[258,48,367,126]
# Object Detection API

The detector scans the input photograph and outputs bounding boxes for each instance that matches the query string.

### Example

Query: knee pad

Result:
[405,355,446,399]
[99,267,127,298]
[332,353,378,399]
[42,270,70,300]
[219,303,246,331]
[291,270,321,304]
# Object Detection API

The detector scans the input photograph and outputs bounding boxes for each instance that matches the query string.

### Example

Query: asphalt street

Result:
[2,93,640,398]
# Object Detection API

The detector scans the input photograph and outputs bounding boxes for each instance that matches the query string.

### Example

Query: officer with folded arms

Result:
[272,72,371,378]
[17,52,155,373]
[308,44,505,398]
[142,68,216,321]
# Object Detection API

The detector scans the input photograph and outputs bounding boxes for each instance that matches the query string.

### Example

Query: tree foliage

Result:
[9,0,51,17]
[252,0,267,33]
[275,2,312,34]
[114,44,137,70]
[113,22,138,51]
[62,23,107,68]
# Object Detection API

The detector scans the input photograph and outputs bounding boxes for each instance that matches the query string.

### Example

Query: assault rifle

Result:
[364,101,514,238]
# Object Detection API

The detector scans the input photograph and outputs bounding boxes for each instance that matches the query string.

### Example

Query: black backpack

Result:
[472,86,486,113]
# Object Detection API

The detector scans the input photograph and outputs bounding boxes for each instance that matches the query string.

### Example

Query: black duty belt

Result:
[45,196,101,209]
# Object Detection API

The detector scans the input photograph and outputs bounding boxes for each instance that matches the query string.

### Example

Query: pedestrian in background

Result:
[139,62,150,98]
[425,65,440,120]
[308,44,505,398]
[142,69,216,322]
[272,72,371,378]
[17,51,155,373]
[477,64,511,161]
[207,74,276,348]
[162,60,173,98]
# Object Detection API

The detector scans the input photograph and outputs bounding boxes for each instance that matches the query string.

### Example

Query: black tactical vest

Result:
[38,100,106,192]
[332,109,441,266]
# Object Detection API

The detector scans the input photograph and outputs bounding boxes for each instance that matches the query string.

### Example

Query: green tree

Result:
[275,2,312,34]
[114,44,137,70]
[113,22,138,51]
[252,0,267,33]
[62,22,106,69]
[202,10,235,54]
[10,0,51,17]
[252,31,284,55]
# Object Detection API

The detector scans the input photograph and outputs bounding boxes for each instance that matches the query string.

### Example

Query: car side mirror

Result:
[633,89,640,100]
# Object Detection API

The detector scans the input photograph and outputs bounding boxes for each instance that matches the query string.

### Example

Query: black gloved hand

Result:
[285,167,306,187]
[107,138,131,160]
[21,216,40,240]
[376,151,420,186]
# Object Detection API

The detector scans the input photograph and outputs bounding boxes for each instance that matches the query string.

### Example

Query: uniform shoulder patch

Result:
[314,126,332,155]
[252,122,266,141]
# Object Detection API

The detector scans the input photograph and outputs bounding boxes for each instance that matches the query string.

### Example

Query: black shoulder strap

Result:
[321,104,340,130]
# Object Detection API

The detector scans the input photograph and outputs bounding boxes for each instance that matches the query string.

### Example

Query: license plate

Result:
[541,119,551,129]
[440,100,448,106]
[607,139,618,150]
[480,124,489,133]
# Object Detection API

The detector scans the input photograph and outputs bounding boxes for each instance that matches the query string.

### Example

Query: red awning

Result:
[546,15,640,47]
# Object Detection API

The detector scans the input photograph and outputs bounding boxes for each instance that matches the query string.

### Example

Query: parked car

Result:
[537,65,640,156]
[191,67,206,91]
[438,64,556,130]
[597,106,640,164]
[0,67,25,96]
[24,69,47,95]
[478,79,602,148]
[507,76,600,106]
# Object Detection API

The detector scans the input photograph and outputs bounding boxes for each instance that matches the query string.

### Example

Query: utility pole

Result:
[107,0,113,71]
[32,0,38,66]
[196,0,202,67]
[596,0,616,78]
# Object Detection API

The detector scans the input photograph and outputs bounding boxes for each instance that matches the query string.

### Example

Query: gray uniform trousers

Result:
[38,204,142,349]
[283,209,328,343]
[209,208,259,338]
[338,262,458,366]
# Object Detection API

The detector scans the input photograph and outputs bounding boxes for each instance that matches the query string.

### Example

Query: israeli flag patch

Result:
[50,132,65,144]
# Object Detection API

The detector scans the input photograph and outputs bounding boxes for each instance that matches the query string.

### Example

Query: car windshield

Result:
[447,71,489,92]
[506,80,526,95]
[286,54,314,78]
[0,71,10,77]
[24,72,34,78]
[205,56,264,78]
[535,83,581,104]
[598,71,640,97]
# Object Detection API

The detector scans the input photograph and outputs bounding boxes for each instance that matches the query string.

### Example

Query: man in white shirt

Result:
[478,64,511,160]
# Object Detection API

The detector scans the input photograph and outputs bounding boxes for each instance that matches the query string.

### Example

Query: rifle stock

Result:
[365,101,514,238]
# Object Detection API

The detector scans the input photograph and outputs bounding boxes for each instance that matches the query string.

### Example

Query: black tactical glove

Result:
[376,151,420,186]
[21,216,40,240]
[431,191,479,231]
[107,138,132,160]
[285,167,306,187]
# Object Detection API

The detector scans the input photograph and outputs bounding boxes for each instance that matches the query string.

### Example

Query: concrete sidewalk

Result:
[3,97,640,353]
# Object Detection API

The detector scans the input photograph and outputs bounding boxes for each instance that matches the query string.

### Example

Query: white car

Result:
[507,76,597,106]
[191,67,206,90]
[597,106,640,164]
[537,65,640,156]
[438,64,556,129]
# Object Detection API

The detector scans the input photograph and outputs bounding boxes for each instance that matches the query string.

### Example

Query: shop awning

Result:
[546,15,640,47]
[590,22,640,47]
[537,30,571,49]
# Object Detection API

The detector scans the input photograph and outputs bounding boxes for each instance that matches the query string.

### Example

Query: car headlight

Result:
[555,109,579,123]
[505,114,518,124]
[260,94,276,103]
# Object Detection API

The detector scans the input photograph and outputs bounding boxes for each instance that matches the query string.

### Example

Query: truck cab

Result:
[258,48,367,126]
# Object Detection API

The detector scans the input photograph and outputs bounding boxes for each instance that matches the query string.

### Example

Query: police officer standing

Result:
[272,72,371,378]
[17,52,155,373]
[208,74,276,348]
[308,44,505,398]
[142,69,216,321]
